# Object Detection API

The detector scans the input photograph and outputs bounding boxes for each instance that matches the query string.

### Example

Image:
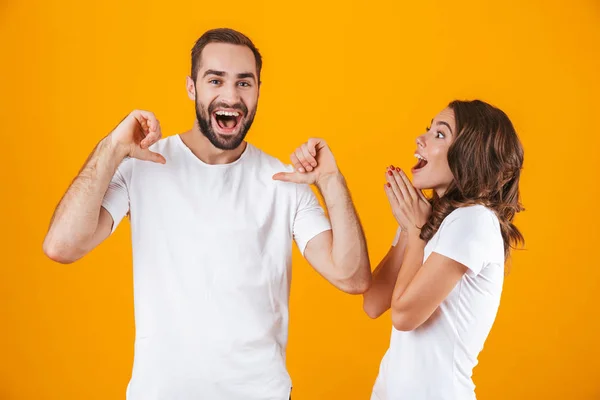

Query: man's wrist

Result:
[101,135,130,162]
[315,171,343,190]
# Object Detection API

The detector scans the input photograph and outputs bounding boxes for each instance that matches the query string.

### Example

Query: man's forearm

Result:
[44,136,127,257]
[316,172,371,285]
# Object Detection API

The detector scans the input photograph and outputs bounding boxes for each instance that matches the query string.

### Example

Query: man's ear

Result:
[186,76,196,101]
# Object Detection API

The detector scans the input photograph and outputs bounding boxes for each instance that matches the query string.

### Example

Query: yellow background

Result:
[1,0,599,399]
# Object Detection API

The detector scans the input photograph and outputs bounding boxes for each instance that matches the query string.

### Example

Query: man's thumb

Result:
[272,172,302,182]
[138,149,166,164]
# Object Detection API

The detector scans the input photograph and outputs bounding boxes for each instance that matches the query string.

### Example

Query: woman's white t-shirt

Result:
[372,205,506,400]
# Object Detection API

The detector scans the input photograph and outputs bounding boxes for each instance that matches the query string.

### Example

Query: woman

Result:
[363,100,524,400]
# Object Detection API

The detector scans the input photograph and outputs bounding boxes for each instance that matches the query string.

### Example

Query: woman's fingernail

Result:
[388,170,393,176]
[396,167,401,172]
[387,183,391,187]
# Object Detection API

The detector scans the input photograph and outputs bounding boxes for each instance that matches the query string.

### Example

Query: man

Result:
[43,28,370,400]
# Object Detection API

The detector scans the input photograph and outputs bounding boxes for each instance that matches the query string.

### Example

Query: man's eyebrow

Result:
[203,69,226,77]
[236,72,256,81]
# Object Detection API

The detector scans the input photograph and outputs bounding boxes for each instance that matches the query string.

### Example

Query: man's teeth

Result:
[215,111,240,117]
[414,154,427,161]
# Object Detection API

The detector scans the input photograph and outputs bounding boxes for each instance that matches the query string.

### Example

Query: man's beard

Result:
[195,98,256,151]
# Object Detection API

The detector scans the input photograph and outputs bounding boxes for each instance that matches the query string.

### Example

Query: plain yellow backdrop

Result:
[1,0,599,399]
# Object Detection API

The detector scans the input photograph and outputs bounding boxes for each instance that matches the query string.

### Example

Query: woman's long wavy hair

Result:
[420,100,524,260]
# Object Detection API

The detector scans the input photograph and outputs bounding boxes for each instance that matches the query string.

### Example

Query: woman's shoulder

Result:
[446,204,497,219]
[436,205,504,267]
[441,205,500,231]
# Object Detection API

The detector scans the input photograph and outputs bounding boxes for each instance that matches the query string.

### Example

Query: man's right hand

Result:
[108,110,166,164]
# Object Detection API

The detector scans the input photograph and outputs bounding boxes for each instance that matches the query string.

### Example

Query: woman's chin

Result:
[412,179,427,191]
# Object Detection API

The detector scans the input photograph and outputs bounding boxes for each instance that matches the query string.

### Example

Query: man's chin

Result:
[214,129,241,139]
[208,130,246,150]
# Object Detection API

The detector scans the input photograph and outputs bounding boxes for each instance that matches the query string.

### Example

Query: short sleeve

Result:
[101,159,132,234]
[432,207,501,276]
[293,183,332,255]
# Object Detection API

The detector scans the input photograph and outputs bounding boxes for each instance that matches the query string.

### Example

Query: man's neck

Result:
[179,123,247,165]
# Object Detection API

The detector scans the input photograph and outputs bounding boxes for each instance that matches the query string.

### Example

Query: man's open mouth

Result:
[212,110,243,132]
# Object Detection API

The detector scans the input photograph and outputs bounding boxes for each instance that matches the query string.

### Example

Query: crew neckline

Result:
[175,134,251,167]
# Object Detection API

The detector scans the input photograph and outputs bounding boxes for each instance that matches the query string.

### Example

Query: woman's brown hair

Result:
[420,100,524,259]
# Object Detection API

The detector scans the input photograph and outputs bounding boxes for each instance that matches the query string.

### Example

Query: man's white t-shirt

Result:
[101,134,331,400]
[371,205,505,400]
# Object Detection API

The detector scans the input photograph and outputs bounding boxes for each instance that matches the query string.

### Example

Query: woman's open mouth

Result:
[412,153,428,173]
[212,110,243,134]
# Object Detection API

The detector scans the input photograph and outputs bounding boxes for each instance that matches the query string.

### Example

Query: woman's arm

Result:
[390,246,467,331]
[362,230,408,318]
[383,167,469,331]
